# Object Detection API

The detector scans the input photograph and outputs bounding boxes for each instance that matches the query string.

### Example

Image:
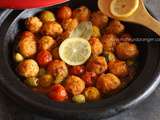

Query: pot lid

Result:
[0,0,69,9]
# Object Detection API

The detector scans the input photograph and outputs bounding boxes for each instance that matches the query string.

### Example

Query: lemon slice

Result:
[59,37,91,66]
[70,21,92,40]
[110,0,139,18]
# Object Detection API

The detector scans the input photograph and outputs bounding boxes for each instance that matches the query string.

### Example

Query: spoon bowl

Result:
[98,0,160,36]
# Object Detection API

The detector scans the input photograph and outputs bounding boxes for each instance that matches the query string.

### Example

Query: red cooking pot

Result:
[0,0,69,9]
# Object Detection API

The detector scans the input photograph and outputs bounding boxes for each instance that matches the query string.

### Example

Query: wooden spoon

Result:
[98,0,160,36]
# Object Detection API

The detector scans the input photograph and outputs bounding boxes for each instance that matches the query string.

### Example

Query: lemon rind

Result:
[110,0,139,18]
[59,37,91,66]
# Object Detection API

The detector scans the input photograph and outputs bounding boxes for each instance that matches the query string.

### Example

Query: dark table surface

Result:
[0,0,160,120]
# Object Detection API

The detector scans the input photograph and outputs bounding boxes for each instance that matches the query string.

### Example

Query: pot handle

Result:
[0,0,69,9]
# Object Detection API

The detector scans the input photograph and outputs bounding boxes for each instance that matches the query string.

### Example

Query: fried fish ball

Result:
[87,56,108,75]
[65,75,85,95]
[108,60,128,78]
[62,18,78,32]
[17,59,39,78]
[89,37,103,56]
[39,10,56,22]
[96,73,121,94]
[91,11,108,28]
[72,6,91,22]
[47,60,68,83]
[101,34,118,52]
[25,17,43,33]
[41,21,63,37]
[116,42,139,60]
[84,87,101,101]
[38,36,57,50]
[105,20,125,35]
[57,6,72,20]
[18,36,37,58]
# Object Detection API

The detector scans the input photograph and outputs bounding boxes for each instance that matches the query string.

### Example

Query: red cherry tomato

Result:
[48,84,68,102]
[21,31,34,39]
[81,71,96,87]
[57,6,72,20]
[37,50,52,66]
[69,66,85,76]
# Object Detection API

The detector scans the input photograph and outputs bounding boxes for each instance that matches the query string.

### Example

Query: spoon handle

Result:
[142,14,160,36]
[127,0,160,36]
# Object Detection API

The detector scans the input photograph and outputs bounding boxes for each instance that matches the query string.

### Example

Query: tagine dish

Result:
[13,5,139,103]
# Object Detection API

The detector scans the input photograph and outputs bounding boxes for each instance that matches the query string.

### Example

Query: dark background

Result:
[0,0,160,119]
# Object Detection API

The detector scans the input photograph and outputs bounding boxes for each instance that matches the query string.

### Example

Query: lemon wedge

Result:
[70,21,92,40]
[110,0,139,18]
[59,37,91,66]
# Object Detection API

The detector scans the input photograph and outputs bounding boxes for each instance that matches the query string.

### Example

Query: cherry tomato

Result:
[36,50,52,66]
[21,31,34,39]
[69,66,85,76]
[81,71,96,87]
[57,6,72,20]
[48,84,68,102]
